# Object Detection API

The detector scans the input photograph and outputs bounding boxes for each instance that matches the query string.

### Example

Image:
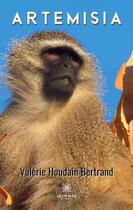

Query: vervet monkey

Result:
[0,31,133,210]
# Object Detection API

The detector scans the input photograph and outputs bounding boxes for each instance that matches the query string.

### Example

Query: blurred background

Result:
[0,0,133,121]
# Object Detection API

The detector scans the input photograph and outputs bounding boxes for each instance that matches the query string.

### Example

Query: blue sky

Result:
[0,1,133,121]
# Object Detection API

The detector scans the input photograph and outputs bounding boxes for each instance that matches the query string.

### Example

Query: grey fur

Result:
[0,31,133,210]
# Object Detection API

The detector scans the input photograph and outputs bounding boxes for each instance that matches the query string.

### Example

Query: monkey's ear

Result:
[115,63,126,91]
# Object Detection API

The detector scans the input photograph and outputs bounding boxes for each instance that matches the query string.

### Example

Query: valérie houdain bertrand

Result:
[20,167,114,177]
[11,11,122,26]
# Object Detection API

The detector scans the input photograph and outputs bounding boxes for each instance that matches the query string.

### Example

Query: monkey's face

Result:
[41,47,83,100]
[8,32,97,106]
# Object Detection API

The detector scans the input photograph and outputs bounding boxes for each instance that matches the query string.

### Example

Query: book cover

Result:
[0,1,133,209]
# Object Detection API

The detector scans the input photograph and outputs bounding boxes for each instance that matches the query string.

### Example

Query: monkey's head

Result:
[7,31,97,108]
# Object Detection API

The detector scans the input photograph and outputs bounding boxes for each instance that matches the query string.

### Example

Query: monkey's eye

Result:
[45,52,60,62]
[69,54,82,68]
[41,48,61,62]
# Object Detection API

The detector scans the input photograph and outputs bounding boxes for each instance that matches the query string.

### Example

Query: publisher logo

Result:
[62,183,72,193]
[56,183,78,201]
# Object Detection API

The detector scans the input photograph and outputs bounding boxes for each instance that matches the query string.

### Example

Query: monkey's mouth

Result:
[50,75,73,85]
[44,74,75,101]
